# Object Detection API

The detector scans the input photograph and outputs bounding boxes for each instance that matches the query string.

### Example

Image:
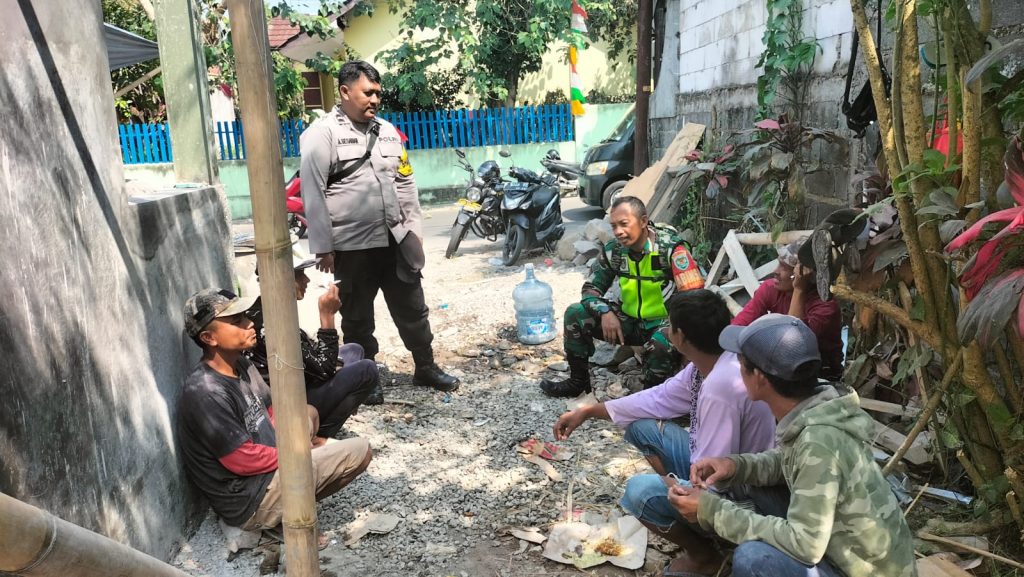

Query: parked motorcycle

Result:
[445,149,506,259]
[284,171,307,239]
[539,149,583,198]
[499,150,565,266]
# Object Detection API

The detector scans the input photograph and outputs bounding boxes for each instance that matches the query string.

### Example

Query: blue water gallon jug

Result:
[513,263,557,344]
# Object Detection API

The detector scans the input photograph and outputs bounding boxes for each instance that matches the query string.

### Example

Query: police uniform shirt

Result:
[300,107,422,255]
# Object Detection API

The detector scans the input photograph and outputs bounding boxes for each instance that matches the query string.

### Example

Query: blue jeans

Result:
[732,541,842,577]
[619,419,791,530]
[619,419,692,528]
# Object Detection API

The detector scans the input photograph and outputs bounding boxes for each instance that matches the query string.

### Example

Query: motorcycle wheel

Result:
[445,222,469,259]
[288,214,307,239]
[502,224,527,266]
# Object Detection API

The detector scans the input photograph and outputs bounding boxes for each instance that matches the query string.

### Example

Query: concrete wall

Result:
[652,0,860,229]
[0,0,232,560]
[653,0,1024,230]
[125,103,633,219]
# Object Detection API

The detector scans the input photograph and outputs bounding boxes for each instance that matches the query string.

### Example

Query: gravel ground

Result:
[175,202,672,577]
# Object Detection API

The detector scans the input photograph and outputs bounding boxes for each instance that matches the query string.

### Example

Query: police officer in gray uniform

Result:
[301,60,459,404]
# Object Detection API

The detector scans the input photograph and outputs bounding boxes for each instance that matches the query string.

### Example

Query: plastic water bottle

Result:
[514,263,557,344]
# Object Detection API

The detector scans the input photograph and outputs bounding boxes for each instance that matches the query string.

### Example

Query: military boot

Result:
[411,348,460,392]
[539,356,592,398]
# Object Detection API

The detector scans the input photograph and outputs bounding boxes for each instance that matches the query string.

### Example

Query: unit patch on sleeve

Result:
[397,149,413,177]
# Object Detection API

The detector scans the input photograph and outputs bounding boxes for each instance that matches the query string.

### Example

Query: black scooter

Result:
[498,150,565,266]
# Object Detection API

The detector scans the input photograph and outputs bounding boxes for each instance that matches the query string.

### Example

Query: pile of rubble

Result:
[554,218,615,266]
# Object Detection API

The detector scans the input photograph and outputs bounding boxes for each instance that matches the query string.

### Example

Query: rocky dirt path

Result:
[176,201,674,577]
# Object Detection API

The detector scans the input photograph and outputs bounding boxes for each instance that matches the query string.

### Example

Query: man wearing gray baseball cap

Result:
[178,288,372,547]
[666,314,915,577]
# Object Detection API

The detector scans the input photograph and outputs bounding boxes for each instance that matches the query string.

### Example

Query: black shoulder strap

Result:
[327,120,380,187]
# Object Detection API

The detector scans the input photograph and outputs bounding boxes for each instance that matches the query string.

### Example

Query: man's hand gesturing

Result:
[316,252,335,274]
[553,408,589,440]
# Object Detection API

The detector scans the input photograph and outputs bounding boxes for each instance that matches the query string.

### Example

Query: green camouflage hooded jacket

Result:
[697,386,917,577]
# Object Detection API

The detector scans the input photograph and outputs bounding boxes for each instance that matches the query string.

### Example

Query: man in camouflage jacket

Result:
[669,315,916,577]
[539,196,703,397]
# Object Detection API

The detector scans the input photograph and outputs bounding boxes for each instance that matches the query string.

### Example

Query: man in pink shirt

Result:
[732,239,843,380]
[552,289,776,576]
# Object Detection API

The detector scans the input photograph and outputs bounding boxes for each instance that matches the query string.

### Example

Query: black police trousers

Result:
[333,239,434,364]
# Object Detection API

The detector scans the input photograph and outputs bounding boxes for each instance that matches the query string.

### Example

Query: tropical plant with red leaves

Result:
[946,135,1024,344]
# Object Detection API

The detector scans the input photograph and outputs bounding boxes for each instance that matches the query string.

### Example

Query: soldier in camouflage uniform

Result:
[668,315,916,577]
[540,196,704,398]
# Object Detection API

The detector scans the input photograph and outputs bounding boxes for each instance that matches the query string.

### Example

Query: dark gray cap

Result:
[719,314,820,380]
[183,288,258,338]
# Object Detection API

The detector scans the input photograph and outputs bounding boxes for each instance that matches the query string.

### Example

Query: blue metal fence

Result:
[117,104,574,165]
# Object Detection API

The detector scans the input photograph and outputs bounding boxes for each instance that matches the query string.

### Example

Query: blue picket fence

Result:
[118,104,573,165]
[380,104,574,151]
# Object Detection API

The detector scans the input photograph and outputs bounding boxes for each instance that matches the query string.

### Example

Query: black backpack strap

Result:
[327,120,380,187]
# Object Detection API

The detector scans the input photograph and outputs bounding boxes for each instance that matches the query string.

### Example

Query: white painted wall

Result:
[676,0,853,94]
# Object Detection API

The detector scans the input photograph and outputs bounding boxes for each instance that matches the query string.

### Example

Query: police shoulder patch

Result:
[397,149,413,177]
[672,249,691,271]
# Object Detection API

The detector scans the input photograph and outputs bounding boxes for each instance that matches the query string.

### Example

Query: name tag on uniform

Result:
[337,137,359,145]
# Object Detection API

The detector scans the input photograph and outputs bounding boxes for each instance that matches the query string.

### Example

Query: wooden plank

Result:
[716,261,777,296]
[734,230,813,246]
[723,232,760,297]
[860,398,922,419]
[651,171,696,224]
[704,239,730,287]
[871,420,931,465]
[623,123,705,208]
[706,285,743,316]
[664,123,707,171]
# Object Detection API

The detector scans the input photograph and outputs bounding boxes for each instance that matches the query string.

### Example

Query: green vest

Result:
[618,248,669,321]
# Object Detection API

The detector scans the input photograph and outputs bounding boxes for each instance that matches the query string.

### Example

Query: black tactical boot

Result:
[539,356,592,398]
[411,348,460,391]
[413,364,460,391]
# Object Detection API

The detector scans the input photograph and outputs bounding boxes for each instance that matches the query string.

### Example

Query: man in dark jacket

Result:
[247,253,380,438]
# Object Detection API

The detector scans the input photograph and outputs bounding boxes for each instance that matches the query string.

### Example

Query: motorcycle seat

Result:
[543,159,582,176]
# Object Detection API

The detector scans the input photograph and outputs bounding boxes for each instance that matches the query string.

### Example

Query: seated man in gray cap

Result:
[667,314,915,577]
[178,288,372,543]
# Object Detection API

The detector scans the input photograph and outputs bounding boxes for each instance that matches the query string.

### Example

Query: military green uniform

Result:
[564,224,696,387]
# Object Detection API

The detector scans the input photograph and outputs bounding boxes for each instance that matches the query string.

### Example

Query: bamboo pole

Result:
[0,493,190,577]
[225,1,320,575]
[918,532,1024,570]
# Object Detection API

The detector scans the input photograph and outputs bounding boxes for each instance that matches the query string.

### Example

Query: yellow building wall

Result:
[342,1,633,108]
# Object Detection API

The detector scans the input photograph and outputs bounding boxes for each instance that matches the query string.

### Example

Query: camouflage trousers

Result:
[562,303,681,387]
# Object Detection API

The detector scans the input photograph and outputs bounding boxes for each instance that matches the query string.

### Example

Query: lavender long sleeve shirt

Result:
[605,352,776,462]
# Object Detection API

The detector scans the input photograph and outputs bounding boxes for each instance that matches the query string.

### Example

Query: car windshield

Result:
[603,109,635,142]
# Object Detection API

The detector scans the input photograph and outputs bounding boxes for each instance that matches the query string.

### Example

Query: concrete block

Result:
[704,41,724,68]
[814,35,841,74]
[681,48,705,74]
[691,68,716,92]
[815,1,854,38]
[697,19,716,48]
[681,25,699,53]
[584,219,614,244]
[736,29,751,59]
[733,57,758,83]
[556,231,584,261]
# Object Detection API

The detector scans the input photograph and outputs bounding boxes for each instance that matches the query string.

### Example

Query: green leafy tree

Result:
[381,0,637,108]
[102,0,165,122]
